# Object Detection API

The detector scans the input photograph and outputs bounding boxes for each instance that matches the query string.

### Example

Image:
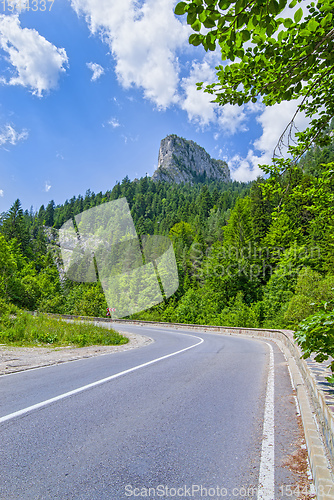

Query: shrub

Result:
[284,269,334,328]
[0,310,128,347]
[294,306,334,383]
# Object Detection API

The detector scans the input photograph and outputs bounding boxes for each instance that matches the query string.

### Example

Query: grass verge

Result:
[0,303,128,348]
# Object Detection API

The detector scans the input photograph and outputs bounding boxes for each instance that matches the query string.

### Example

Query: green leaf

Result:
[241,29,250,41]
[174,2,188,15]
[189,33,203,45]
[321,12,332,27]
[277,29,285,43]
[191,19,202,31]
[203,16,216,28]
[307,18,318,31]
[199,10,206,22]
[218,0,231,9]
[252,34,262,44]
[251,15,258,26]
[326,375,334,385]
[299,28,310,37]
[278,0,287,9]
[211,10,222,20]
[269,0,280,15]
[294,7,303,23]
[187,12,197,24]
[206,32,216,50]
[187,3,197,14]
[283,18,293,28]
[266,22,274,36]
[288,0,297,7]
[235,0,244,15]
[236,13,247,28]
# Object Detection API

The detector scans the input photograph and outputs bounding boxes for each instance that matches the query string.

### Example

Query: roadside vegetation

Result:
[0,148,333,361]
[0,0,333,369]
[0,148,333,345]
[0,301,128,348]
[173,0,334,380]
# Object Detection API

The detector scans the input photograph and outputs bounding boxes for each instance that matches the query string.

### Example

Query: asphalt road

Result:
[0,325,308,500]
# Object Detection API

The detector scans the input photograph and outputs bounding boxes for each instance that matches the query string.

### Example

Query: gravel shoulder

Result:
[0,331,153,376]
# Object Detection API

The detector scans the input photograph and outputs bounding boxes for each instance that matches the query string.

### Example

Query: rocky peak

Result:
[151,134,230,184]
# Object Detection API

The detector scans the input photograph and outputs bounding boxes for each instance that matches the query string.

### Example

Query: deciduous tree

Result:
[175,0,334,171]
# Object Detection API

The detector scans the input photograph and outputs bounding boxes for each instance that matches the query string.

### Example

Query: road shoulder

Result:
[0,331,153,376]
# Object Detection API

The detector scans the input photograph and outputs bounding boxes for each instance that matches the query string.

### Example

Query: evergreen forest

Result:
[0,132,333,335]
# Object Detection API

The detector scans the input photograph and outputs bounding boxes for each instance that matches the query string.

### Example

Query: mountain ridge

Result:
[152,134,231,184]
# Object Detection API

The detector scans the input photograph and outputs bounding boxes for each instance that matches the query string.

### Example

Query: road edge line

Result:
[0,334,203,425]
[23,313,334,499]
[257,342,275,500]
[271,338,334,500]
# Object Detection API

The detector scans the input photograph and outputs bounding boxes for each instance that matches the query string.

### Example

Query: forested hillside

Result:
[0,178,249,318]
[0,135,333,332]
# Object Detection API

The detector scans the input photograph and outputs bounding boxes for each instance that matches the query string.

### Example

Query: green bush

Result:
[0,298,19,317]
[217,292,259,328]
[284,268,334,328]
[0,310,128,347]
[63,283,108,318]
[294,307,334,383]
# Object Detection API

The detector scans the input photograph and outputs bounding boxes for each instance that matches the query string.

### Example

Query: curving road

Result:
[0,325,308,499]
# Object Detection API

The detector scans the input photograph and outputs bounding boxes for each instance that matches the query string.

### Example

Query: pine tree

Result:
[0,199,30,254]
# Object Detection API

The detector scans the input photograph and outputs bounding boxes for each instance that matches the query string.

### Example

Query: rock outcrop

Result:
[152,134,230,184]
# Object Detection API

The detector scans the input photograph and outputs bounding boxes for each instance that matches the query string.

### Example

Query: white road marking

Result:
[0,334,204,424]
[0,327,198,378]
[286,360,295,390]
[257,342,275,500]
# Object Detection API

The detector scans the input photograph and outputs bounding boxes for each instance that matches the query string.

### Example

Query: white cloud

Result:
[121,133,138,144]
[70,0,189,108]
[229,151,266,182]
[217,104,248,135]
[0,124,28,147]
[246,100,265,115]
[87,62,105,81]
[229,99,309,182]
[180,59,217,126]
[254,98,308,157]
[69,0,312,183]
[0,14,68,96]
[108,117,120,128]
[44,181,51,192]
[180,54,252,133]
[0,189,4,197]
[69,0,269,136]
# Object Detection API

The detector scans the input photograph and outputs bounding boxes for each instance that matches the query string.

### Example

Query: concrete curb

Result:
[275,338,334,500]
[38,313,334,499]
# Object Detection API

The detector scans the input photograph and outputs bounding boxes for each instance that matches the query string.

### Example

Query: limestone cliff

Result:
[152,135,230,184]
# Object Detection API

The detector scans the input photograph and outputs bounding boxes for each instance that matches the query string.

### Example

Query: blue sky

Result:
[0,0,308,213]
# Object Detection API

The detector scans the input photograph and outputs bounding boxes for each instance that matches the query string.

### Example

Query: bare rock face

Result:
[152,134,231,184]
